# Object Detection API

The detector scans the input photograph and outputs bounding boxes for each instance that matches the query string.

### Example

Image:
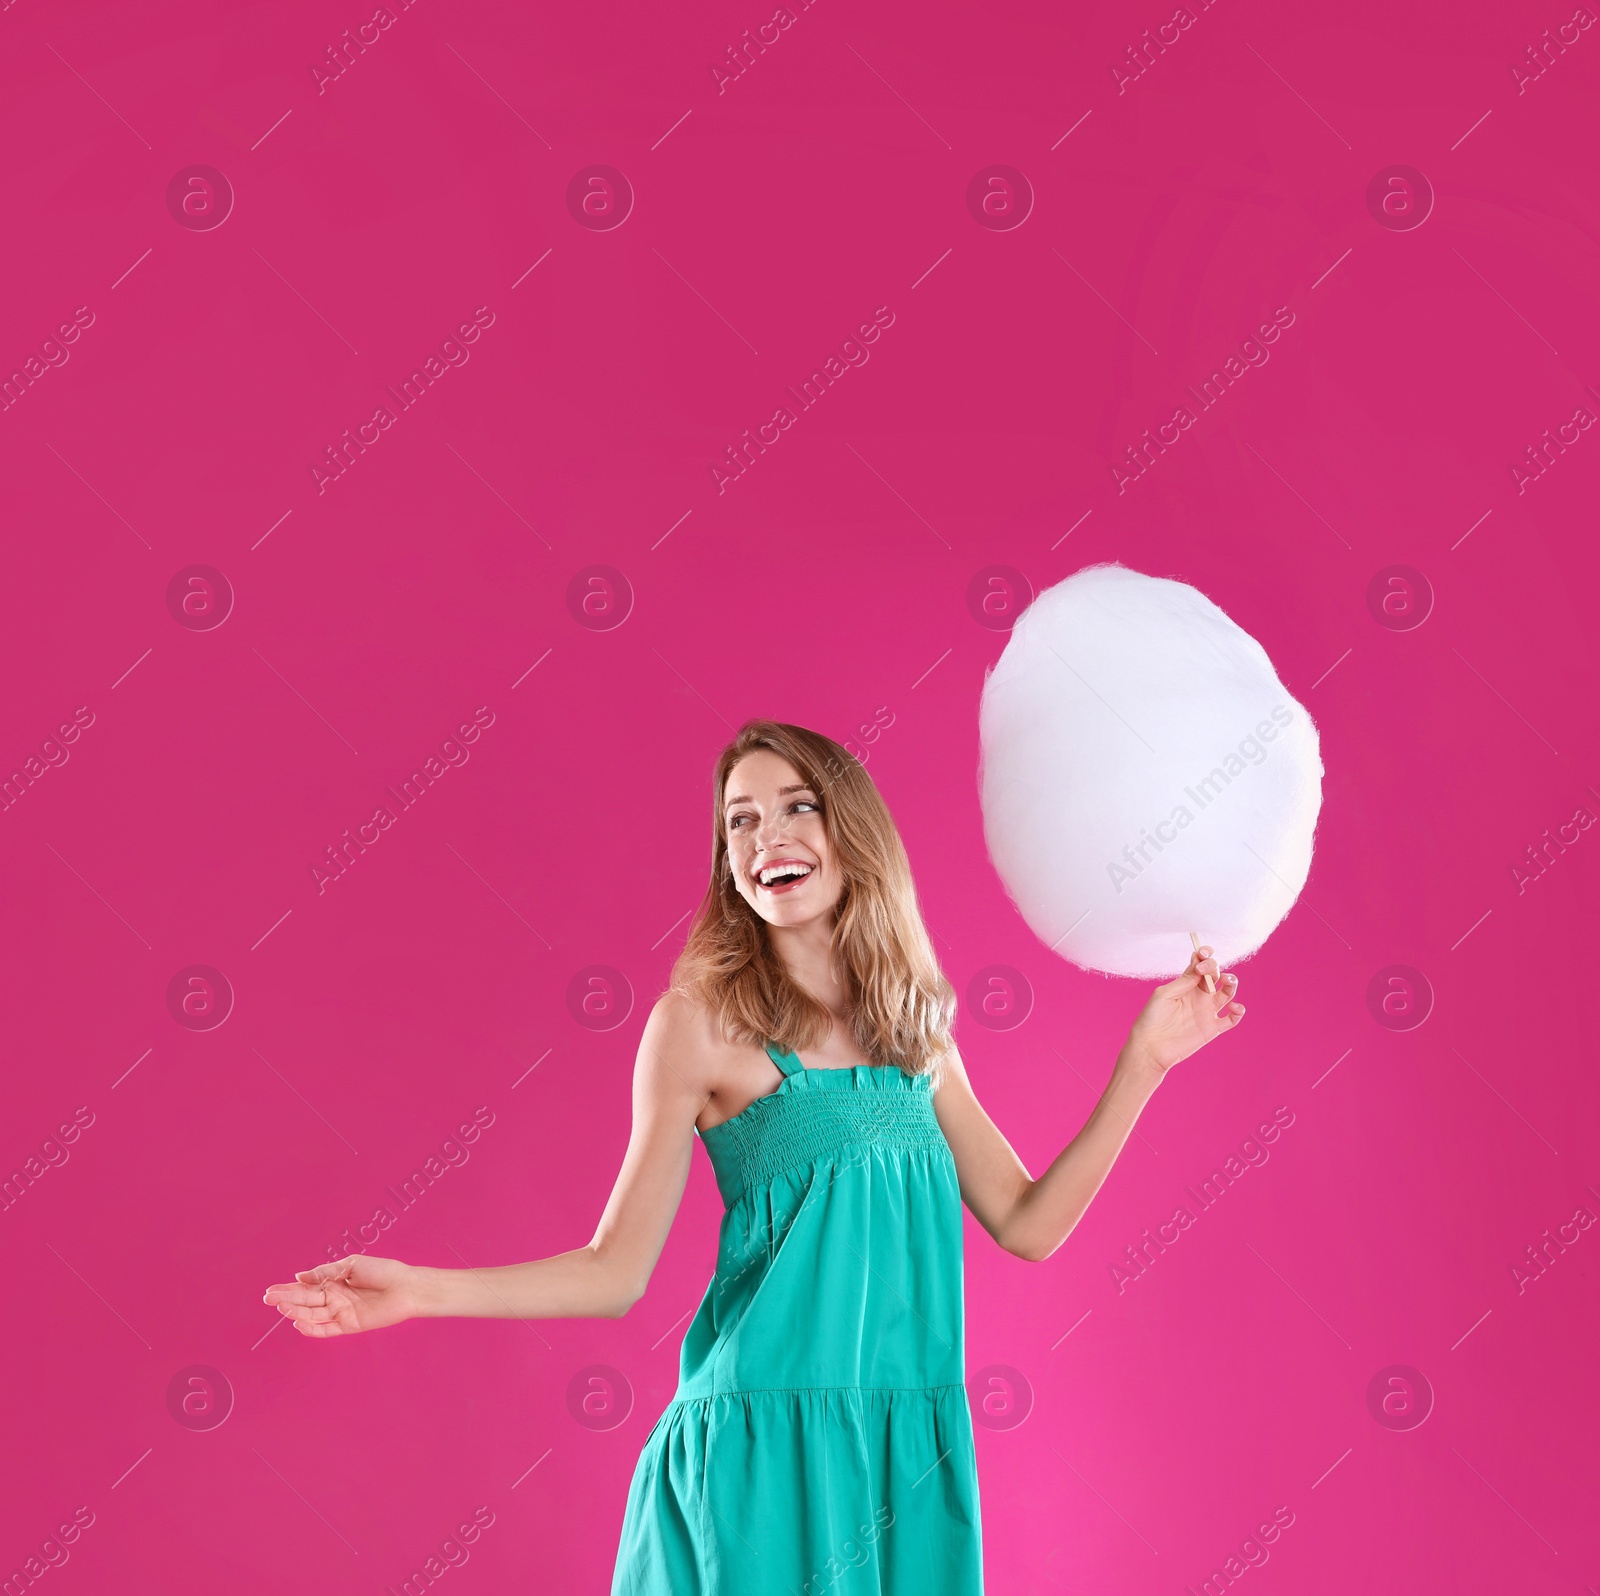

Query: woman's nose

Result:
[753,810,790,848]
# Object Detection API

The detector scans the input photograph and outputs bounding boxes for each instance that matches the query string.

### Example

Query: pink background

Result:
[4,0,1598,1590]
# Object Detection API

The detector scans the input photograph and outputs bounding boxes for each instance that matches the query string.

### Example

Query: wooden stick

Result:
[1189,930,1216,994]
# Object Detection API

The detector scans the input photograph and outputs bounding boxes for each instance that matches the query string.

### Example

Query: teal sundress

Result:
[611,1042,983,1594]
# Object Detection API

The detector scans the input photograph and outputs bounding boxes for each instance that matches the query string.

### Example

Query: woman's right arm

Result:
[262,992,711,1336]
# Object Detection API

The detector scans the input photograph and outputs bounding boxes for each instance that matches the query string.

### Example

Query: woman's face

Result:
[723,750,844,928]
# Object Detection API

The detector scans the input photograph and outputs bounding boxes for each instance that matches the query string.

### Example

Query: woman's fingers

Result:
[271,1283,342,1314]
[1204,972,1242,1031]
[273,1286,359,1330]
[275,1301,334,1323]
[296,1260,353,1285]
[262,1256,382,1336]
[265,1282,330,1307]
[266,1262,359,1325]
[1165,955,1221,999]
[261,1258,356,1307]
[1215,969,1245,1029]
[1174,949,1219,981]
[292,1316,346,1338]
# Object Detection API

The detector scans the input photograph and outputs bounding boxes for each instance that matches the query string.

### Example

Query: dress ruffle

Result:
[614,1386,981,1596]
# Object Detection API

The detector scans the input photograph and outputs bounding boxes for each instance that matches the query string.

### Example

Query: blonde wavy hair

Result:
[668,719,956,1078]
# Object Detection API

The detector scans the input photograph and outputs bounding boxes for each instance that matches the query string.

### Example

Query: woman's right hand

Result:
[262,1254,418,1337]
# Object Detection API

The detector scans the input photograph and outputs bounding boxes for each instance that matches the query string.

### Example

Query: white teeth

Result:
[758,863,813,886]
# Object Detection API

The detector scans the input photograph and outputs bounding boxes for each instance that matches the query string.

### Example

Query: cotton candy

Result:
[977,563,1324,979]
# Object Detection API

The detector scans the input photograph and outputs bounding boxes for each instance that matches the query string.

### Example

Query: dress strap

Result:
[762,1040,806,1078]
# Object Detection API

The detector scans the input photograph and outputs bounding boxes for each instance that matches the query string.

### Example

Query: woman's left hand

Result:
[1123,945,1244,1075]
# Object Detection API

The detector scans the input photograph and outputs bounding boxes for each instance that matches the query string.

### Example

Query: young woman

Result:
[263,719,1245,1593]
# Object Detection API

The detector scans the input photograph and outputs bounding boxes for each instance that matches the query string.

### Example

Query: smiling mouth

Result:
[755,861,814,894]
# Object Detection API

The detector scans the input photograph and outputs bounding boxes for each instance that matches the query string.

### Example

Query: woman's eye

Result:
[731,801,816,825]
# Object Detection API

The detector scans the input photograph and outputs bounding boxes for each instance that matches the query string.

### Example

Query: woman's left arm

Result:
[933,945,1244,1262]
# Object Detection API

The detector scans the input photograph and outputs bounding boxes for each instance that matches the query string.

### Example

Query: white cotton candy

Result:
[977,563,1324,979]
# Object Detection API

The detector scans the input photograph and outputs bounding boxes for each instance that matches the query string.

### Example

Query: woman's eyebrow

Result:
[724,783,813,809]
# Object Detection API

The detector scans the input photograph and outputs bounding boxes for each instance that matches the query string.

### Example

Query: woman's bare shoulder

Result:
[637,989,743,1095]
[645,987,721,1047]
